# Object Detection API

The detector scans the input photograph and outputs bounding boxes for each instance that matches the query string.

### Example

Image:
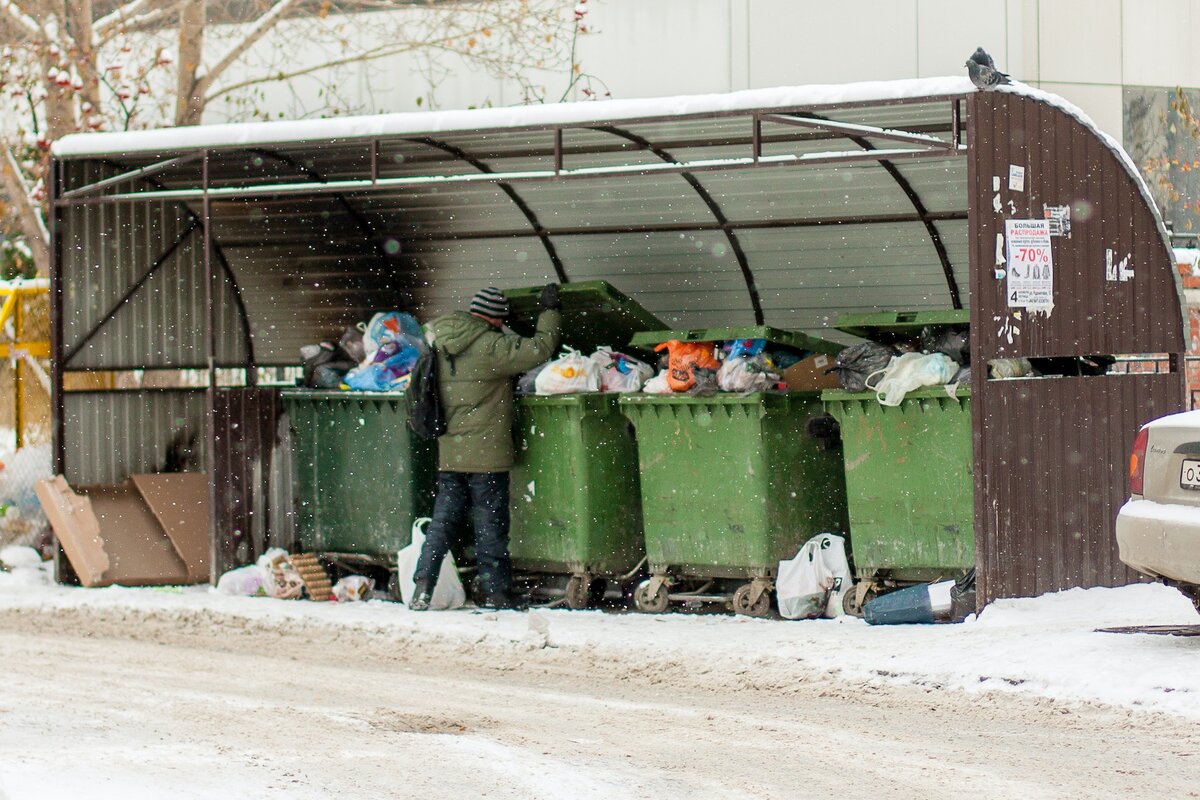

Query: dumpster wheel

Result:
[633,579,669,614]
[565,575,592,610]
[732,583,771,618]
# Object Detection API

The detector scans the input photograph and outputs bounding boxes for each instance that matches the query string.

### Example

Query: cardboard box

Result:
[36,473,210,587]
[783,353,841,392]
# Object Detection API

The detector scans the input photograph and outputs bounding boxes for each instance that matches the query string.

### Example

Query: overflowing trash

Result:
[829,316,971,403]
[298,310,427,391]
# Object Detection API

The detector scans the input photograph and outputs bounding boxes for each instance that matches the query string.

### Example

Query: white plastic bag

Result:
[591,347,653,393]
[865,352,958,406]
[216,564,267,596]
[717,355,777,393]
[535,347,602,395]
[395,517,466,610]
[776,533,852,620]
[333,575,374,602]
[642,370,673,394]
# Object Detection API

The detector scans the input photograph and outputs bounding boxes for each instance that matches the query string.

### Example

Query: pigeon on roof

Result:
[965,47,1010,90]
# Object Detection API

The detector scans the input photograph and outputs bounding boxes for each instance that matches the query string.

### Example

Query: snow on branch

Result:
[200,0,305,92]
[0,0,45,39]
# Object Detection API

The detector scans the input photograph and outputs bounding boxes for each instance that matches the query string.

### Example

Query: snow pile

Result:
[1175,247,1200,276]
[0,576,1198,718]
[0,545,51,587]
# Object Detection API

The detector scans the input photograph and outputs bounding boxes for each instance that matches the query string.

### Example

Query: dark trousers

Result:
[414,471,512,598]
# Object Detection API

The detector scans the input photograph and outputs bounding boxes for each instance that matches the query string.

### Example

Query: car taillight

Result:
[1130,427,1149,495]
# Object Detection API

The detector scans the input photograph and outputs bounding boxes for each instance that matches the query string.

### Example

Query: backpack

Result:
[407,344,447,439]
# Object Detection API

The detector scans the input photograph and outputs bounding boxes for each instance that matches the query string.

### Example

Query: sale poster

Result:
[1004,219,1053,308]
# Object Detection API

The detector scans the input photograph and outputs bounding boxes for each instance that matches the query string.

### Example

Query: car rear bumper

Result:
[1116,498,1200,583]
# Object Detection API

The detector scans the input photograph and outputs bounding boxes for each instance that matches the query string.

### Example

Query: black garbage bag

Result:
[339,325,367,363]
[950,567,977,622]
[300,341,357,388]
[687,367,720,397]
[920,325,970,365]
[830,342,896,392]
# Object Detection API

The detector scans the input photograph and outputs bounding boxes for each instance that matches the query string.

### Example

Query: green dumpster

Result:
[504,281,663,608]
[620,356,849,617]
[822,387,975,584]
[821,309,974,609]
[283,391,435,574]
[509,394,644,607]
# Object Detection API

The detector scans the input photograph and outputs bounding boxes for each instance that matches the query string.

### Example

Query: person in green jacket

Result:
[411,284,562,610]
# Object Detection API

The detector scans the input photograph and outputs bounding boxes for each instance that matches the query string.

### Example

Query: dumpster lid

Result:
[834,310,969,339]
[629,326,841,355]
[506,280,665,356]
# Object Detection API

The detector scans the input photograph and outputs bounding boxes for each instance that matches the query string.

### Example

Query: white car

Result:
[1116,410,1200,610]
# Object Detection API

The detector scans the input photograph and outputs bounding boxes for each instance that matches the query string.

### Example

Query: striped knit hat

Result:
[469,286,509,319]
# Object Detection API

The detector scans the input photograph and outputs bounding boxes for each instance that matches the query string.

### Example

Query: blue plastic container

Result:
[863,583,935,625]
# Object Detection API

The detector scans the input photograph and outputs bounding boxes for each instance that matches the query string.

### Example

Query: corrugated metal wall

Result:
[60,162,247,369]
[63,389,206,484]
[968,92,1187,605]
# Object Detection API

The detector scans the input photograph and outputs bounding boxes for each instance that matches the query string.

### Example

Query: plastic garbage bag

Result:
[654,340,721,392]
[591,347,654,393]
[865,352,958,406]
[830,342,896,392]
[216,564,267,596]
[726,338,766,360]
[717,354,779,393]
[361,311,423,362]
[535,348,602,395]
[776,533,852,620]
[687,367,720,397]
[344,334,424,391]
[395,517,466,610]
[517,361,551,396]
[257,548,304,599]
[950,567,977,622]
[642,370,673,394]
[333,575,375,602]
[920,325,970,364]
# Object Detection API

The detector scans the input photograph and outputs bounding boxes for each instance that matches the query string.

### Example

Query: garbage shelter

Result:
[47,76,1185,608]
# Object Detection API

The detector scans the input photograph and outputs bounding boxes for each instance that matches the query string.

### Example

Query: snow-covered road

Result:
[2,566,1200,797]
[1,598,1199,799]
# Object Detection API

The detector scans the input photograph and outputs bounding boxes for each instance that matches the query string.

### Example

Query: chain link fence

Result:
[1,286,51,549]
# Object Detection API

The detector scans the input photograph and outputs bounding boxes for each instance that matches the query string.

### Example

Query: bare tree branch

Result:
[94,0,151,36]
[96,2,181,42]
[192,0,306,108]
[174,0,204,125]
[0,0,46,39]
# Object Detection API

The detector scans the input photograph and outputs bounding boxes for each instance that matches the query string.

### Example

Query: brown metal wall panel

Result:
[208,387,291,580]
[969,93,1183,359]
[974,374,1180,605]
[968,91,1187,605]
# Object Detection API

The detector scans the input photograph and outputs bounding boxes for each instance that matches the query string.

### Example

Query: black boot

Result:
[482,590,526,611]
[410,579,433,611]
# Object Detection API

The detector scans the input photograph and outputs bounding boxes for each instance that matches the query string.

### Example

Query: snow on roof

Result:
[52,76,974,158]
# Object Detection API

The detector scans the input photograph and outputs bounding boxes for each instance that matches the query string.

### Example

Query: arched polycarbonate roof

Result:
[50,76,1147,366]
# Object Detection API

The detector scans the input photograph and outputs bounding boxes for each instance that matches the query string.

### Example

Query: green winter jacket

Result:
[427,309,561,473]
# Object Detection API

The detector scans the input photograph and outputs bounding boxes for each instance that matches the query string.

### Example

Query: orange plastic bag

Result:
[654,340,720,392]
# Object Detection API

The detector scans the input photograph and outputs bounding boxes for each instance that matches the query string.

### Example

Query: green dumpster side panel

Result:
[283,391,435,560]
[822,387,975,581]
[619,392,849,577]
[509,394,644,575]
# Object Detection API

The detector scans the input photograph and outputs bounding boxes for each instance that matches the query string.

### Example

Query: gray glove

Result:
[540,283,562,311]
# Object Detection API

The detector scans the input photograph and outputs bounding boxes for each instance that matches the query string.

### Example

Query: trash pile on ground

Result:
[299,310,426,391]
[216,547,373,603]
[0,445,51,549]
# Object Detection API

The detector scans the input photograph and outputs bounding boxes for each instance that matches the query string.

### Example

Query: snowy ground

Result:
[3,560,1200,798]
[1,560,1199,719]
